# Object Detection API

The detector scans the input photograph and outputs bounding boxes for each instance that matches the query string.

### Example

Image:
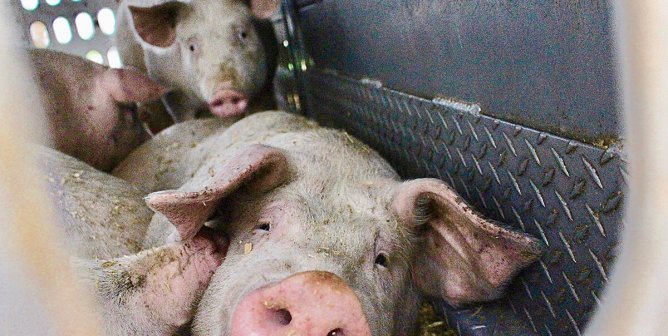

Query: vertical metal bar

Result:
[280,0,308,115]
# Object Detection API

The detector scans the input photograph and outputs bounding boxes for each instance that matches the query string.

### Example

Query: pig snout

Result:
[230,271,372,336]
[208,89,249,118]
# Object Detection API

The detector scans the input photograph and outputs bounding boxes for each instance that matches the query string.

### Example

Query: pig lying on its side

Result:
[116,0,279,122]
[29,49,166,172]
[38,147,227,335]
[116,111,543,335]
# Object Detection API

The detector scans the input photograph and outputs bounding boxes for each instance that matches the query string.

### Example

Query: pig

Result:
[115,111,543,335]
[38,146,228,335]
[29,49,167,172]
[115,0,279,122]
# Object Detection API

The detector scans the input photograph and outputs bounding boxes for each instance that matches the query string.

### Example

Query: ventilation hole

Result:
[97,8,116,35]
[107,46,122,68]
[52,17,72,44]
[45,0,60,6]
[85,50,104,64]
[74,12,94,40]
[21,0,39,11]
[328,329,345,336]
[29,21,50,48]
[271,309,292,326]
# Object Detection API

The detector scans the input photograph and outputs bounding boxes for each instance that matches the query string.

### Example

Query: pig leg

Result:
[76,229,228,336]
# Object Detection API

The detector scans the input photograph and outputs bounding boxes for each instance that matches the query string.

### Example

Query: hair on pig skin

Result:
[116,0,279,123]
[116,111,543,335]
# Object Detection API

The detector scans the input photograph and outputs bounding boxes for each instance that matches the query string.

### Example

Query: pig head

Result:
[117,0,279,121]
[30,49,166,171]
[141,122,543,335]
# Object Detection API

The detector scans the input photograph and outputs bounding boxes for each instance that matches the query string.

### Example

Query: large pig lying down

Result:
[29,49,166,171]
[114,111,543,335]
[38,147,228,335]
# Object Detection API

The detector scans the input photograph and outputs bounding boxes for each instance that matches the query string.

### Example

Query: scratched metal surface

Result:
[13,0,119,65]
[275,0,626,334]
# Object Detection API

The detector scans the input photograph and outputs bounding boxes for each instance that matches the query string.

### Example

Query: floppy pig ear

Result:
[99,68,168,103]
[129,2,187,48]
[392,179,542,307]
[145,145,289,241]
[245,0,280,19]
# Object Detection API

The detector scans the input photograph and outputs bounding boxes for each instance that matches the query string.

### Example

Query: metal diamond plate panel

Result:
[301,69,625,336]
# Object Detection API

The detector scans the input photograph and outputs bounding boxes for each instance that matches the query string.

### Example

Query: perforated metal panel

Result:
[13,0,119,66]
[277,1,625,335]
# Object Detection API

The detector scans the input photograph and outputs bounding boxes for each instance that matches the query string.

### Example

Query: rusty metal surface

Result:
[295,0,620,147]
[299,69,625,336]
[13,0,119,65]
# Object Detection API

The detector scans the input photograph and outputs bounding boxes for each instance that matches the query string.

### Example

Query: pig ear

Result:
[99,68,168,103]
[392,179,543,307]
[128,2,188,48]
[245,0,280,19]
[145,145,289,241]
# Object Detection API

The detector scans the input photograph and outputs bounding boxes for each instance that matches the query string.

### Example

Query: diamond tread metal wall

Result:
[302,69,625,336]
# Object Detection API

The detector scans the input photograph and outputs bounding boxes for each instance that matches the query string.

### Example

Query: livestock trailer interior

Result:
[11,1,624,335]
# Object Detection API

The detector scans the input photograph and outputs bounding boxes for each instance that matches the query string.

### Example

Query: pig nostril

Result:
[328,328,344,336]
[269,308,292,326]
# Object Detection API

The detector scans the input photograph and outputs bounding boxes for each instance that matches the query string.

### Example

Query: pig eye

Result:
[236,29,248,42]
[189,44,196,52]
[253,222,271,232]
[374,252,390,268]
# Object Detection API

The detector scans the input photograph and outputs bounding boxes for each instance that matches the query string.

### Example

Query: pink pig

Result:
[115,111,543,335]
[30,49,167,171]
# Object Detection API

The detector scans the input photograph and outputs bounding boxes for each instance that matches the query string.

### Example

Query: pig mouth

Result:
[208,89,249,118]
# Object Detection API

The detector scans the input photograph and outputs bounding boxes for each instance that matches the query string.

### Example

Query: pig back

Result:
[38,146,153,259]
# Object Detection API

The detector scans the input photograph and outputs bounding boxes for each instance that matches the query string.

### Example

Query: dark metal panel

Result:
[297,0,620,146]
[301,69,624,336]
